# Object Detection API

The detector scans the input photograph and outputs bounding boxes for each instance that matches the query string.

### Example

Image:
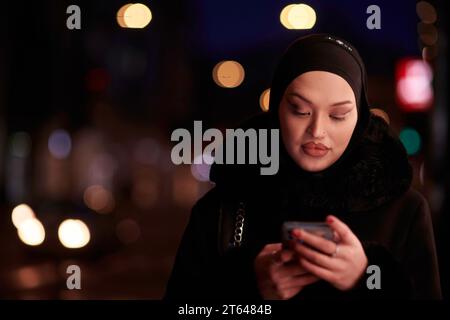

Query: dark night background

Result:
[0,0,448,299]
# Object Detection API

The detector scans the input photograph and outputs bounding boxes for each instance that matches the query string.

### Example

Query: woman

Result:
[164,34,442,300]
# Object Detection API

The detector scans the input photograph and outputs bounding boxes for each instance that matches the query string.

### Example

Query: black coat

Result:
[164,113,442,300]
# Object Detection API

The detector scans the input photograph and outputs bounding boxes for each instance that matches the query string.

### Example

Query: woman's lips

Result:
[301,142,330,157]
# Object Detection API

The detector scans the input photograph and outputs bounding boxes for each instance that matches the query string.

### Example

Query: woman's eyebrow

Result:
[289,93,353,107]
[331,100,353,107]
[289,93,313,104]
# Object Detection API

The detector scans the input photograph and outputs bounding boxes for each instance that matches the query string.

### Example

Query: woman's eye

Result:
[293,111,310,116]
[330,115,346,121]
[289,104,309,116]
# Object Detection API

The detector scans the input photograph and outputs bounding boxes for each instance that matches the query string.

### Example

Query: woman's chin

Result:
[296,159,330,172]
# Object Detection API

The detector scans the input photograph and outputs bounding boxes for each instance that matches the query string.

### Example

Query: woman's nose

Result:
[308,117,326,138]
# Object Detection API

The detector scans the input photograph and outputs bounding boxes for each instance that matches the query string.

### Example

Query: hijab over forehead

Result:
[269,34,368,115]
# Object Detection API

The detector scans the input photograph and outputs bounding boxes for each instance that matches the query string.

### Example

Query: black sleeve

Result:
[163,189,262,301]
[402,197,442,299]
[344,198,442,299]
[345,241,414,299]
[163,190,221,301]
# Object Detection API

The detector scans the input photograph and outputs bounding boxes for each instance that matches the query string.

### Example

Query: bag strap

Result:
[217,200,246,256]
[232,202,246,248]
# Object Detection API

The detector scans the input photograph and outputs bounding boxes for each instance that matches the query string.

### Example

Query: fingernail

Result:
[326,216,334,224]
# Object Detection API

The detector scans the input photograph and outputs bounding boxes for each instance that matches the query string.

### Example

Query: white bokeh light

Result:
[17,218,45,246]
[58,219,91,249]
[11,204,36,229]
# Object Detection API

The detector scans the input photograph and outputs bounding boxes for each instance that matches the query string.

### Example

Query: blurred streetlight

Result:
[280,4,316,30]
[117,3,152,29]
[212,60,245,88]
[17,218,45,246]
[58,219,91,249]
[11,203,36,229]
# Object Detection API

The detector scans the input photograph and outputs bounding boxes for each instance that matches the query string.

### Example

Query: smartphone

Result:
[281,221,335,245]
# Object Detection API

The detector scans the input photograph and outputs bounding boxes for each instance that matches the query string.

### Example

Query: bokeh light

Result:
[48,129,72,159]
[83,185,115,214]
[396,59,433,111]
[58,219,91,249]
[11,203,36,229]
[259,89,271,112]
[422,46,438,61]
[418,22,438,46]
[280,4,316,30]
[191,154,213,182]
[10,132,31,158]
[416,1,437,24]
[116,4,133,27]
[117,3,152,29]
[399,128,422,155]
[280,4,296,29]
[17,218,45,246]
[212,60,245,88]
[16,266,43,289]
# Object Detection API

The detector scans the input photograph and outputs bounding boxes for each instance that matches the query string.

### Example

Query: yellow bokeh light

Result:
[11,204,36,229]
[119,3,152,29]
[280,4,316,30]
[212,60,245,88]
[280,4,297,29]
[58,219,91,249]
[370,108,390,125]
[17,218,45,246]
[259,89,271,112]
[117,3,133,27]
[288,4,316,29]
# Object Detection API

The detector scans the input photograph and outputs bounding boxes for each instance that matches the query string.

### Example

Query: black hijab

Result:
[268,33,371,181]
[210,33,412,215]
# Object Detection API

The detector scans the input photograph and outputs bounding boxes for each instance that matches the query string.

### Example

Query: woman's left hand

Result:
[291,215,368,291]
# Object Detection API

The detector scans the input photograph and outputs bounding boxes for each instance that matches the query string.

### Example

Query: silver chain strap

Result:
[233,202,245,247]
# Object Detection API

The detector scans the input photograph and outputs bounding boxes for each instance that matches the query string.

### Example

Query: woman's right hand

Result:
[254,243,320,300]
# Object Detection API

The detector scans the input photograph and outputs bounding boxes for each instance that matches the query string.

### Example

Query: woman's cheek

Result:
[287,116,307,137]
[330,128,352,156]
[289,126,306,150]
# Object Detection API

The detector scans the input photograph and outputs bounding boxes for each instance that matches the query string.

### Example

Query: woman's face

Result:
[278,71,358,172]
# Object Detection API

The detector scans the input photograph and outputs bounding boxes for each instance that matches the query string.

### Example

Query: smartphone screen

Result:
[282,221,335,243]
